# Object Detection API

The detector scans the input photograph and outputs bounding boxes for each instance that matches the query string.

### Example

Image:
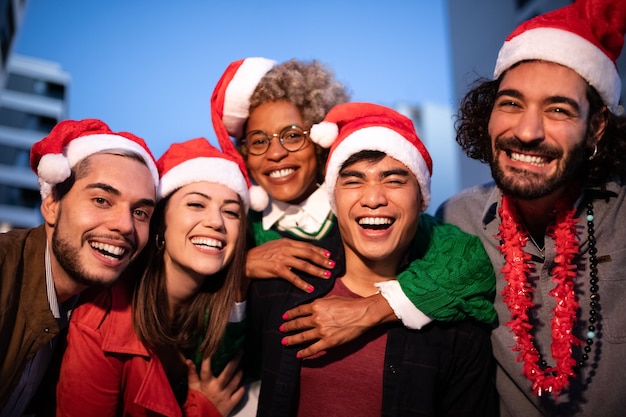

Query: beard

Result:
[490,136,588,200]
[51,207,133,288]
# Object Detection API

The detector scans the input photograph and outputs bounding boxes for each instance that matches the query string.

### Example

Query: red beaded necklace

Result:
[498,194,585,397]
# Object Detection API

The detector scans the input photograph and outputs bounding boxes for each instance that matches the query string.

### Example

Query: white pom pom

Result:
[37,154,71,184]
[309,122,338,148]
[249,184,269,212]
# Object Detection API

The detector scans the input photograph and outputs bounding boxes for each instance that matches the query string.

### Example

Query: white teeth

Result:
[269,168,295,179]
[510,152,547,166]
[90,242,125,257]
[358,217,392,226]
[191,238,223,249]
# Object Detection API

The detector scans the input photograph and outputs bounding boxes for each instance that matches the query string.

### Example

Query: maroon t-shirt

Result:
[297,278,388,417]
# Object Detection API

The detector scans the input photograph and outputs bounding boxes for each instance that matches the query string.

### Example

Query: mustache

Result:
[84,233,136,253]
[494,137,562,159]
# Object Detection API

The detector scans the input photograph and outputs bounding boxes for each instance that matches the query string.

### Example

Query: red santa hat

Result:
[30,118,159,199]
[494,0,626,111]
[310,102,433,212]
[210,57,277,211]
[157,137,250,209]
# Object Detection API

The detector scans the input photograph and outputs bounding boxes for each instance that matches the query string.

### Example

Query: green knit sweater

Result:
[250,210,496,325]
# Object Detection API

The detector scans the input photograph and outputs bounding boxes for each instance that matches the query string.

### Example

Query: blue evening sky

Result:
[13,0,452,159]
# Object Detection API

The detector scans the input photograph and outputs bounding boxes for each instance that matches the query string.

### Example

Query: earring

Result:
[588,144,598,160]
[155,234,165,250]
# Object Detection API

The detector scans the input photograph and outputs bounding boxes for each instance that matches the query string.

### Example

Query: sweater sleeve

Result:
[394,214,497,325]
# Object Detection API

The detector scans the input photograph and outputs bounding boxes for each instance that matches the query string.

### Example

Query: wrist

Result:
[365,292,397,326]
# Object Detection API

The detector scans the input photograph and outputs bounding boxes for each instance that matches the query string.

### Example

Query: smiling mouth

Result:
[90,242,126,260]
[508,151,551,166]
[358,217,394,230]
[268,168,295,179]
[191,237,223,250]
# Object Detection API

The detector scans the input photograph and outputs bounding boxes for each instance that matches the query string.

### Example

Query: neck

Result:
[342,249,401,297]
[164,260,202,313]
[508,186,580,238]
[46,235,87,303]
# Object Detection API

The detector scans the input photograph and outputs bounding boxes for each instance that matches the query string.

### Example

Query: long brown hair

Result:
[132,190,247,359]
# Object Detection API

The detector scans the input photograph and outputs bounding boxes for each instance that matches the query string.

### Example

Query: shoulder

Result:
[0,225,45,261]
[436,182,498,234]
[439,182,497,213]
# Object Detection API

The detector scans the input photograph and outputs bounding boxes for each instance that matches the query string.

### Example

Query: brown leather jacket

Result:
[0,225,59,406]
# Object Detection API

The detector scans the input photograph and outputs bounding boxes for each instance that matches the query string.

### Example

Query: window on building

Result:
[0,143,29,167]
[0,107,57,132]
[0,183,40,209]
[5,73,66,100]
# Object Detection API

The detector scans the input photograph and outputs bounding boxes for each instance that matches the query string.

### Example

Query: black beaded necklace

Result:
[537,200,599,374]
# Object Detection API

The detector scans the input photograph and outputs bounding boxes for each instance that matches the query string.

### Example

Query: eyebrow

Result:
[339,168,410,179]
[497,88,581,112]
[87,182,156,207]
[185,191,241,206]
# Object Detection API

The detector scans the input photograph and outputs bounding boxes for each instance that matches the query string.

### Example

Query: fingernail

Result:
[306,285,314,293]
[281,338,288,346]
[282,312,289,320]
[296,352,302,359]
[328,260,336,268]
[279,324,285,332]
[323,271,331,278]
[324,250,331,258]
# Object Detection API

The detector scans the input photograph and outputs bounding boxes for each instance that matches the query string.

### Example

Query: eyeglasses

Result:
[243,125,309,156]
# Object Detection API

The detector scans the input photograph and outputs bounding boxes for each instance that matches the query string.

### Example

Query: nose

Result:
[109,206,136,236]
[265,135,289,161]
[203,207,226,232]
[360,184,388,209]
[513,108,544,144]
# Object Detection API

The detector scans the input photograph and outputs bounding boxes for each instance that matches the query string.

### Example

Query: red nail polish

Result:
[281,338,288,346]
[279,324,285,332]
[324,250,331,257]
[324,271,331,278]
[328,260,336,268]
[306,285,314,293]
[282,313,289,320]
[296,352,302,359]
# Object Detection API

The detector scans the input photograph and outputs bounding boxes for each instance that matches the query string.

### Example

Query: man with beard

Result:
[436,0,626,416]
[0,119,159,416]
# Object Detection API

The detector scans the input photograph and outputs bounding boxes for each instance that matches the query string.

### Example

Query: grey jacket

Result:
[438,179,626,417]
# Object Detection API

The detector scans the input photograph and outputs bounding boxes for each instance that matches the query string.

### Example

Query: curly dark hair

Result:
[455,74,626,187]
[237,59,351,183]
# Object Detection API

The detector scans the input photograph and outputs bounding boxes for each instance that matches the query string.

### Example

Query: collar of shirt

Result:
[261,184,332,234]
[45,241,79,325]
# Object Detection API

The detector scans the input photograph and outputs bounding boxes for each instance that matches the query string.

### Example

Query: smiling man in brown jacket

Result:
[0,119,158,416]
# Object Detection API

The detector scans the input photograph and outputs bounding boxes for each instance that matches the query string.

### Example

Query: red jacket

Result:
[56,282,222,417]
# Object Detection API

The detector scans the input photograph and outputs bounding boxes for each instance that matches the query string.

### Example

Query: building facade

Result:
[0,54,69,230]
[0,0,27,89]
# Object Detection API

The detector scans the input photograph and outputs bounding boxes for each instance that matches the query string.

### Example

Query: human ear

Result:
[40,194,59,226]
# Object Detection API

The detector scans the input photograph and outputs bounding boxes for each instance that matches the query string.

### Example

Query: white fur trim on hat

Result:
[494,27,621,111]
[158,157,250,209]
[65,133,159,187]
[324,126,431,213]
[310,121,339,148]
[222,58,277,139]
